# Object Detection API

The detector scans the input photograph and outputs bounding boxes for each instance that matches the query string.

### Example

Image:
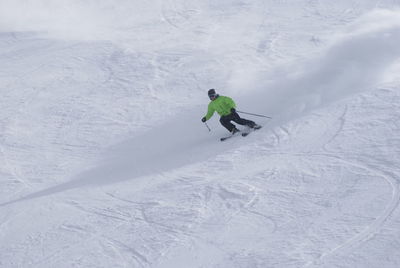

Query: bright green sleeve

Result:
[224,96,236,109]
[205,103,215,120]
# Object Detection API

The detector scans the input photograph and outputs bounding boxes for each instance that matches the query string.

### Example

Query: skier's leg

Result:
[220,115,237,132]
[231,112,256,128]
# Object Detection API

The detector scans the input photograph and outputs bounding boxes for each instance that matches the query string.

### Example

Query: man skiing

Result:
[201,89,260,134]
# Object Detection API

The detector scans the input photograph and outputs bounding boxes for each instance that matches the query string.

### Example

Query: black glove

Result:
[230,108,236,113]
[201,117,206,122]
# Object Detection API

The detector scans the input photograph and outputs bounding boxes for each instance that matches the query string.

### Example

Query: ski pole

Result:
[204,122,211,132]
[237,110,272,119]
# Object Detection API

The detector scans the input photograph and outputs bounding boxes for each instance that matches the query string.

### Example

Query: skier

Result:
[201,89,260,134]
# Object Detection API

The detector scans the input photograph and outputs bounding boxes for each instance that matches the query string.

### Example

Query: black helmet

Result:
[207,89,218,100]
[208,89,216,96]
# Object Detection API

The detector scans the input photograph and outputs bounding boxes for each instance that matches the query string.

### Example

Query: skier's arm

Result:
[225,97,236,110]
[205,104,215,121]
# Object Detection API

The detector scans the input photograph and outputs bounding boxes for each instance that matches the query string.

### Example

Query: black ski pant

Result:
[220,111,255,132]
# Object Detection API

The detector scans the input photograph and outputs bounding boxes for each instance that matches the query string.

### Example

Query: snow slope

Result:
[1,0,400,267]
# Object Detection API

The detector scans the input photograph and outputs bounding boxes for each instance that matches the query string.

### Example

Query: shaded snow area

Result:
[2,0,400,267]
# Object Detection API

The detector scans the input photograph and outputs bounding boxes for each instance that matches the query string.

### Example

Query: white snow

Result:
[1,0,400,267]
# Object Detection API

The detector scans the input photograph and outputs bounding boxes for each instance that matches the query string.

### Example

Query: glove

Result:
[201,117,206,122]
[230,108,236,113]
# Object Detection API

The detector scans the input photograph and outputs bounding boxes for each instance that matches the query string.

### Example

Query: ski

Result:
[220,125,262,141]
[220,131,241,141]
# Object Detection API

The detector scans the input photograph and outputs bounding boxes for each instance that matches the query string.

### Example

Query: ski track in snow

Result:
[1,0,400,267]
[303,155,400,267]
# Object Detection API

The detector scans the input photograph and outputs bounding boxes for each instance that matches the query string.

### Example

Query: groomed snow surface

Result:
[1,0,400,267]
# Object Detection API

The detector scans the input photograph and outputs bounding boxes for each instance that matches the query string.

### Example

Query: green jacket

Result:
[204,95,236,120]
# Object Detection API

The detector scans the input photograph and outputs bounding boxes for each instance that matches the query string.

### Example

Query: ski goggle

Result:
[209,94,217,99]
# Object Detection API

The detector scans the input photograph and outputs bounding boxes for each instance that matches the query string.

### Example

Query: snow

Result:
[1,0,400,267]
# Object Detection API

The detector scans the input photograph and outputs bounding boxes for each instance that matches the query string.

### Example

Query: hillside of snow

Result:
[1,0,400,267]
